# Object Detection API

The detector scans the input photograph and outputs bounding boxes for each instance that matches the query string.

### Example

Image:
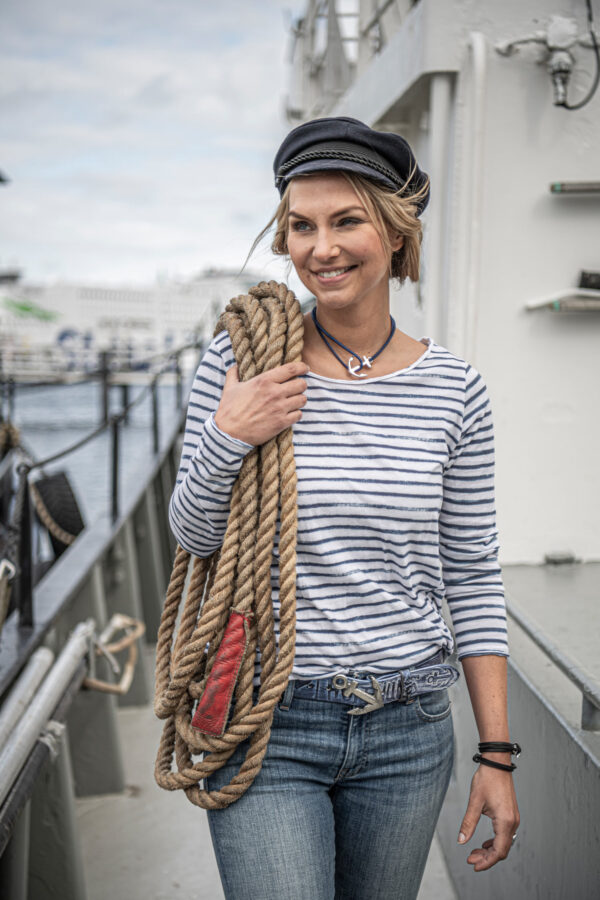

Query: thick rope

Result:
[0,421,21,458]
[153,281,304,809]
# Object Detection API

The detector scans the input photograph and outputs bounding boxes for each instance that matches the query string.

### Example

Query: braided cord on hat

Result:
[276,148,403,190]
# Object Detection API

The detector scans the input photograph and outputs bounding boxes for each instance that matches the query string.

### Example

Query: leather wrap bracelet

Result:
[473,753,517,772]
[478,741,522,757]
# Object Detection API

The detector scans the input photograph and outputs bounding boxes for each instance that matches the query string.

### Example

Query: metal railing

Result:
[0,390,188,897]
[506,600,600,731]
[2,340,201,632]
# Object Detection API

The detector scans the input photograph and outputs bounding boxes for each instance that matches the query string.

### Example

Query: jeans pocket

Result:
[415,688,452,722]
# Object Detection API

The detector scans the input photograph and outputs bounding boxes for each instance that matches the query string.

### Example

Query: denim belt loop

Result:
[279,679,296,711]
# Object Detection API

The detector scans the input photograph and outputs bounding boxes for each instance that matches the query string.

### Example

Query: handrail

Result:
[0,620,95,809]
[506,599,600,731]
[0,402,186,699]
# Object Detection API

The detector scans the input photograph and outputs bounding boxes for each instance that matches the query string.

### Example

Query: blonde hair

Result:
[251,171,428,284]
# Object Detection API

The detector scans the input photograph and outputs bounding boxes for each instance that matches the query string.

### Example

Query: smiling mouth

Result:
[315,266,356,279]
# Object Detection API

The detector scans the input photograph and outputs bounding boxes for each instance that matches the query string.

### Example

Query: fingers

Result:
[281,377,307,398]
[464,812,520,871]
[254,361,308,403]
[217,360,308,445]
[268,361,310,384]
[224,364,239,383]
[458,798,482,846]
[466,833,512,871]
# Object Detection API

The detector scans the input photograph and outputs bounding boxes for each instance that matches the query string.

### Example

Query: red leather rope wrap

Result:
[191,609,254,736]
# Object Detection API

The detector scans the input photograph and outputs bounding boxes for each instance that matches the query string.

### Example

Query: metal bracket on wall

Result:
[525,288,600,311]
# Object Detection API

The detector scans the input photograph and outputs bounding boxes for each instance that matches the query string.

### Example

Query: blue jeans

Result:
[206,677,454,900]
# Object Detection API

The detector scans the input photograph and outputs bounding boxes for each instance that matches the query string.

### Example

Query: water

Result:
[11,380,184,527]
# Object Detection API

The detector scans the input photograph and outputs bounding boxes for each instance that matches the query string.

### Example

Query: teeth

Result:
[319,268,350,279]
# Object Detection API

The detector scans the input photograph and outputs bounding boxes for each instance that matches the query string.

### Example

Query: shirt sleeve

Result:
[168,333,254,557]
[439,365,509,659]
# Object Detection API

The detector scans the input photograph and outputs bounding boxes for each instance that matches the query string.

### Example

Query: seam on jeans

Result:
[337,714,372,780]
[356,710,371,773]
[334,715,356,782]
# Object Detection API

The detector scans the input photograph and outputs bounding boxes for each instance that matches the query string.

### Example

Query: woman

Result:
[169,117,520,900]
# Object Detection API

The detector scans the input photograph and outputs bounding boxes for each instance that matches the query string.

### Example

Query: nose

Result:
[312,226,340,262]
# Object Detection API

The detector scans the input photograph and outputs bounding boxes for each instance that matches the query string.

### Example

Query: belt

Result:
[283,650,459,716]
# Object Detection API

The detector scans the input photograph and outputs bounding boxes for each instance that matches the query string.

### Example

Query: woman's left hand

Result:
[457,765,520,870]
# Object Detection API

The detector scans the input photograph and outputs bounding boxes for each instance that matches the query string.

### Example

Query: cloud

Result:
[0,0,305,284]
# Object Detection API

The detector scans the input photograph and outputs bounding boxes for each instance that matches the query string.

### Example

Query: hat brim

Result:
[280,158,398,192]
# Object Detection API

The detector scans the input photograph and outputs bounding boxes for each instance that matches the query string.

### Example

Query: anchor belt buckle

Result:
[332,672,399,716]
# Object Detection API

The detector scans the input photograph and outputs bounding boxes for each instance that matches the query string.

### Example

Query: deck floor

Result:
[76,650,458,900]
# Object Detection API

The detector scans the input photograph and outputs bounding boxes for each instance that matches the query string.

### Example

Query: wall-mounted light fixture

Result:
[496,6,599,110]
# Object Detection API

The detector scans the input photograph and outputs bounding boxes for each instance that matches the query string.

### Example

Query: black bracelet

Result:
[473,753,517,772]
[478,741,522,757]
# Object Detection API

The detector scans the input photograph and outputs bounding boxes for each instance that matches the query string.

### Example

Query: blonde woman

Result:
[169,117,520,900]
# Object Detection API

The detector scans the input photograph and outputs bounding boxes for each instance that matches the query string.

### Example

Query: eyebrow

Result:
[288,205,366,219]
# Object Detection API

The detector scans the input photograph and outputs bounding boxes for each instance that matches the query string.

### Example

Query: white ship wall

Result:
[321,0,600,563]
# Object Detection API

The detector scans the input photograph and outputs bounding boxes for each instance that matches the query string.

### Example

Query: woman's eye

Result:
[338,217,362,227]
[291,220,311,232]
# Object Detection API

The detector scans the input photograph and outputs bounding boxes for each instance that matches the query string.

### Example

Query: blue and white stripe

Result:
[169,330,508,679]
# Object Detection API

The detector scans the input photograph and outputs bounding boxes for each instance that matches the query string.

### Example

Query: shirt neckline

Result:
[306,337,433,384]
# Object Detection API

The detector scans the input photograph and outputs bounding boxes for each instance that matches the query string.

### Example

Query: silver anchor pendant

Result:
[347,355,373,378]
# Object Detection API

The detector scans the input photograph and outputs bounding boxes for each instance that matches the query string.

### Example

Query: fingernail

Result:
[458,833,466,843]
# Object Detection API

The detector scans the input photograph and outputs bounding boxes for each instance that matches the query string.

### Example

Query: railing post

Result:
[15,466,33,629]
[110,415,120,523]
[175,358,183,410]
[120,383,130,424]
[7,376,15,420]
[151,378,159,454]
[100,349,110,426]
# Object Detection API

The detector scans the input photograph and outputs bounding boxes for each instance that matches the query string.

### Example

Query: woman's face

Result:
[286,173,403,314]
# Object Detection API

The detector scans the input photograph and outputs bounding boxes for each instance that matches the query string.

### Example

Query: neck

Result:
[313,304,392,355]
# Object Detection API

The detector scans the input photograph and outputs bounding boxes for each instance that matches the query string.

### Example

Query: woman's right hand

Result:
[214,361,309,446]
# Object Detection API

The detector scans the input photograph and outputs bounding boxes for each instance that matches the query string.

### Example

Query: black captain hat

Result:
[273,116,430,215]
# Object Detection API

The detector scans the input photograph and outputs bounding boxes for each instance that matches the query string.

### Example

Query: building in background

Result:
[0,268,263,376]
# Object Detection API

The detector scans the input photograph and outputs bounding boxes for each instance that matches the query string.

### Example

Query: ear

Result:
[390,233,404,252]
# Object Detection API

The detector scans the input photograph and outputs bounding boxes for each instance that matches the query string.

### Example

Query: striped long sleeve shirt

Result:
[169,331,509,679]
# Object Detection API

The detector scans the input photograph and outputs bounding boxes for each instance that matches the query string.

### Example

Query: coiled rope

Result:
[154,281,304,809]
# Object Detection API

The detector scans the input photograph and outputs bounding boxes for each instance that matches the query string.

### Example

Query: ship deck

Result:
[75,647,458,900]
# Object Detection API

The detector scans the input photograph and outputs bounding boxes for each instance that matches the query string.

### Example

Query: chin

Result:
[314,291,361,309]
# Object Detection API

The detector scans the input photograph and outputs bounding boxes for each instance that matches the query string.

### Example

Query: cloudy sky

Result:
[1,0,306,285]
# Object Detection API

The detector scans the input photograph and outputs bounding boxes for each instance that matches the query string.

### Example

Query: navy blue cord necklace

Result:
[311,307,396,378]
